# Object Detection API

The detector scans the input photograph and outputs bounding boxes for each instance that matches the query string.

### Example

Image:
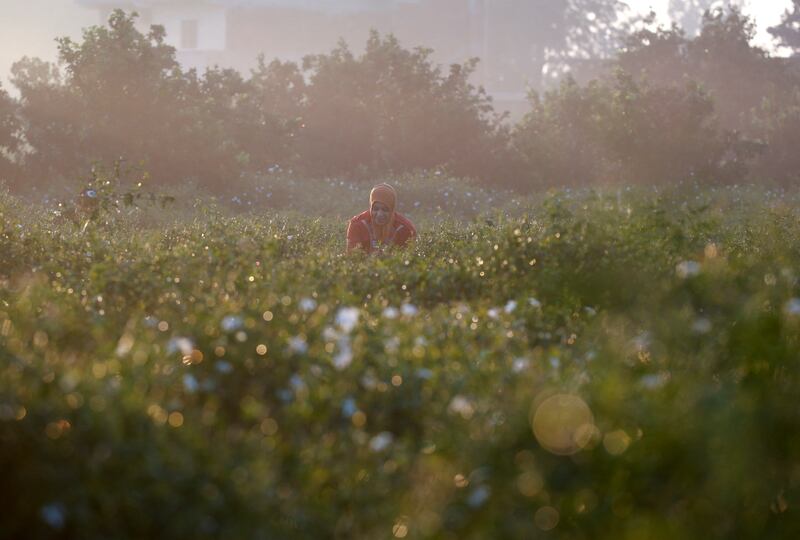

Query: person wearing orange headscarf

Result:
[346,183,416,255]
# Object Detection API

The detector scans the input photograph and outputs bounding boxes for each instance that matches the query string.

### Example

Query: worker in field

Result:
[346,183,416,255]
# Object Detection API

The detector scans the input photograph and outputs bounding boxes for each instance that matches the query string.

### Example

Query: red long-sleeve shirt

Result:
[346,210,416,254]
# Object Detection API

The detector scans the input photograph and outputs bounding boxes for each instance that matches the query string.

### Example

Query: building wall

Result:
[154,4,227,52]
[153,4,227,72]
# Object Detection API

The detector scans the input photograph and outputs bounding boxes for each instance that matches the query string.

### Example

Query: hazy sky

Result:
[0,0,97,90]
[0,0,794,92]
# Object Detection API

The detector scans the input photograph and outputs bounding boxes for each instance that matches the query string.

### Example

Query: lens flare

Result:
[531,394,594,456]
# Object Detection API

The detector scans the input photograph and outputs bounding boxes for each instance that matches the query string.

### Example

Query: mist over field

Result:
[2,1,800,539]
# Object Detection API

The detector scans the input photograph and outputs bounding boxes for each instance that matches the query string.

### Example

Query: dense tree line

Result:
[0,7,798,194]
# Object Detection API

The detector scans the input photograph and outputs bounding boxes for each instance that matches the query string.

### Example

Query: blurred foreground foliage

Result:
[1,183,800,538]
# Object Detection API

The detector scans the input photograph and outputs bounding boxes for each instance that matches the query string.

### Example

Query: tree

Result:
[618,7,799,133]
[511,71,749,188]
[768,0,800,54]
[667,0,739,37]
[476,0,631,89]
[8,57,80,189]
[298,31,507,180]
[242,57,307,169]
[749,88,800,185]
[0,83,21,183]
[10,10,188,188]
[54,10,194,181]
[10,10,254,192]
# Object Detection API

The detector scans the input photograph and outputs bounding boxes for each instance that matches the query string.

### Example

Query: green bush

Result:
[510,71,748,188]
[2,184,800,538]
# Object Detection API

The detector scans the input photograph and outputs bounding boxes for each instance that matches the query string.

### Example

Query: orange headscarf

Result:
[369,183,397,243]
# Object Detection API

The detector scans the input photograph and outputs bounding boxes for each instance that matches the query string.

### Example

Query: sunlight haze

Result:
[0,0,794,92]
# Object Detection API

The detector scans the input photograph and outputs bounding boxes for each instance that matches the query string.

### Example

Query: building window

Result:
[181,20,199,49]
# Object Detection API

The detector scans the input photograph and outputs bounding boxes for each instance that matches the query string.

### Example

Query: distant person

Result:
[346,183,416,255]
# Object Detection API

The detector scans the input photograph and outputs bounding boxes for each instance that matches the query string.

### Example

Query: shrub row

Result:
[0,8,799,194]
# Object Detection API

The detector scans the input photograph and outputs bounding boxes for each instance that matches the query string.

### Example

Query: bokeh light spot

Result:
[392,519,409,538]
[352,411,367,427]
[517,471,544,497]
[532,394,594,456]
[603,430,631,455]
[454,473,469,488]
[182,349,204,365]
[534,506,559,531]
[168,412,184,427]
[260,418,279,435]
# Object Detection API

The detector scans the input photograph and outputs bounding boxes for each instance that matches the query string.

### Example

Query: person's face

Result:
[371,201,391,225]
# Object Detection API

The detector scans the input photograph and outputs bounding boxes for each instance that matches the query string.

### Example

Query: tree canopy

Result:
[768,0,800,54]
